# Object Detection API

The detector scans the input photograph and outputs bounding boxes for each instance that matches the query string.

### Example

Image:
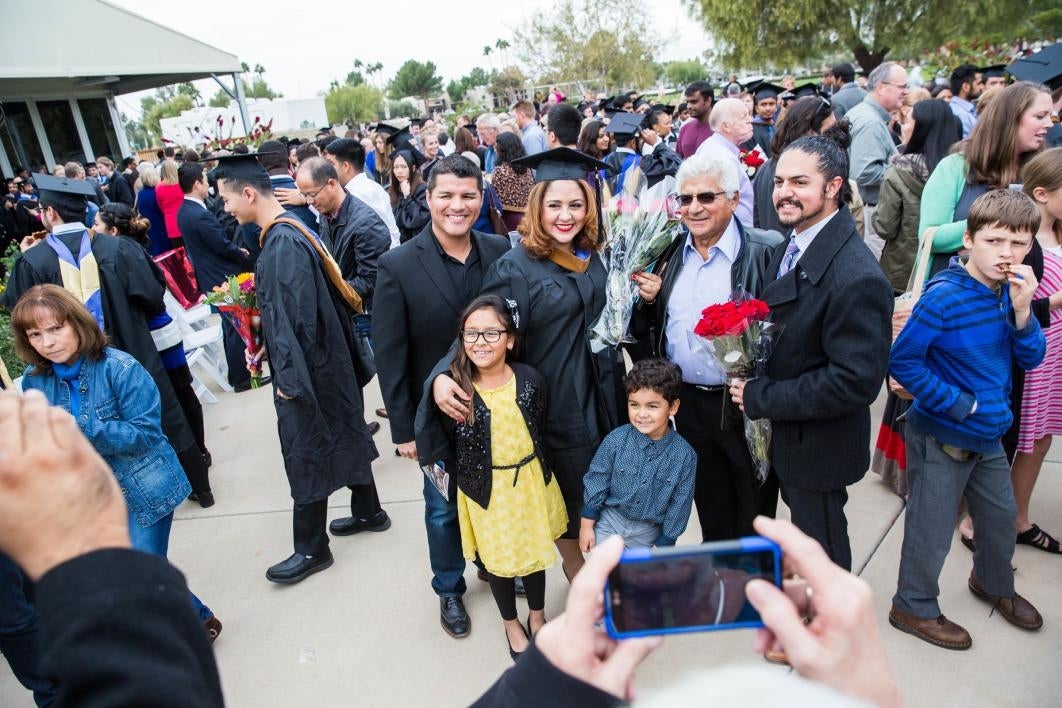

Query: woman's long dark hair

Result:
[904,99,962,174]
[495,132,528,173]
[97,202,151,250]
[450,294,518,425]
[771,96,838,157]
[577,121,607,159]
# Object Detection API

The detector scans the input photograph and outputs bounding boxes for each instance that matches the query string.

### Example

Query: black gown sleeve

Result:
[393,183,431,243]
[639,143,682,188]
[36,549,224,708]
[472,644,621,708]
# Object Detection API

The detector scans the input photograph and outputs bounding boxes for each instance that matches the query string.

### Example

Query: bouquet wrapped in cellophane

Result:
[204,273,263,389]
[588,168,682,353]
[687,291,783,484]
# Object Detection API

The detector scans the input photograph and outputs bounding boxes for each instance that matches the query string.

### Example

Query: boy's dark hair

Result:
[623,358,682,403]
[427,154,483,192]
[966,189,1040,238]
[831,63,855,84]
[177,161,205,194]
[547,103,582,146]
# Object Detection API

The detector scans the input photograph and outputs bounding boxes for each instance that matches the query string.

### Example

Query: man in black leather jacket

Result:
[632,151,783,541]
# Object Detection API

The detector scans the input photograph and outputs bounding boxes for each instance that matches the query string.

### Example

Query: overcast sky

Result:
[109,0,713,117]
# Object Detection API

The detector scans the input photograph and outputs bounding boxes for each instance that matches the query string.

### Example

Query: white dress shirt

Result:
[345,173,402,248]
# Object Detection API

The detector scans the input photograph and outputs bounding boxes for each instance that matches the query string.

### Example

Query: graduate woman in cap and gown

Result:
[212,153,386,585]
[385,126,432,243]
[1,173,214,504]
[425,148,660,579]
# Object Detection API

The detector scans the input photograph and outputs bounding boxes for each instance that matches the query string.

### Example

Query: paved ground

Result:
[3,379,1061,707]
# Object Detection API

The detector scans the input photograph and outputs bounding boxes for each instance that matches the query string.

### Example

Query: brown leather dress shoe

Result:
[968,573,1043,630]
[889,606,972,650]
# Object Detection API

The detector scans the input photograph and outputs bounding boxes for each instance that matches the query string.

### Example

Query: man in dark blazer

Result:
[730,136,893,572]
[375,154,509,638]
[176,161,254,391]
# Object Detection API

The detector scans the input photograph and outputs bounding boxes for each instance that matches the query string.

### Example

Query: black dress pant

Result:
[221,315,251,389]
[292,480,383,556]
[675,384,779,542]
[781,484,852,571]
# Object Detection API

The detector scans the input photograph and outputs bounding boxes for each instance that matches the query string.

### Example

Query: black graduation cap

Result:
[392,147,425,169]
[207,153,272,181]
[650,103,675,115]
[510,147,614,183]
[980,64,1008,80]
[1006,43,1062,90]
[604,112,644,138]
[386,125,415,149]
[373,122,400,138]
[781,84,820,103]
[751,82,784,103]
[633,97,648,109]
[410,117,425,127]
[31,173,95,211]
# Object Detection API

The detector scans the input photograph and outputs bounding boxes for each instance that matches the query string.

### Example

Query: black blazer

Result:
[374,226,510,443]
[742,207,893,491]
[104,172,135,206]
[177,200,250,295]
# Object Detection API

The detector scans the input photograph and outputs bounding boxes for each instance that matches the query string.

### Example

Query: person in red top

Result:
[154,159,185,245]
[676,81,716,159]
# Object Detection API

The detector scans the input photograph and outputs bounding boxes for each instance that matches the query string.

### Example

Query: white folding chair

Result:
[163,291,233,399]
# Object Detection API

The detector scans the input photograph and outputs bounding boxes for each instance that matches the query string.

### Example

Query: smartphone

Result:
[604,536,782,639]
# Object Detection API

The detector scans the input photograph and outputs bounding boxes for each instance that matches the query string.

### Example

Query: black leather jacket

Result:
[630,218,784,361]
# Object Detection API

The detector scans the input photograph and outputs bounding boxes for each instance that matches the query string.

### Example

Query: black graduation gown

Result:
[479,244,626,461]
[0,231,197,454]
[393,183,431,244]
[256,221,378,504]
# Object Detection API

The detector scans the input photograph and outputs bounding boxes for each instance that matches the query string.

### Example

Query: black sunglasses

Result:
[677,191,726,207]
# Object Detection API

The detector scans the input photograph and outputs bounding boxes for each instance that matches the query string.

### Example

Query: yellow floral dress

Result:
[457,376,567,577]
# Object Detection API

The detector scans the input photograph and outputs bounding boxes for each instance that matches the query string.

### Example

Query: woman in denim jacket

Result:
[11,284,222,643]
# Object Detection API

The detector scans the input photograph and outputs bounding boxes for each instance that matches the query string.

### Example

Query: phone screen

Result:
[606,538,781,637]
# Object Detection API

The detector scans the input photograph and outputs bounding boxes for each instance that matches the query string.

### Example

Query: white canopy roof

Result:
[0,0,241,98]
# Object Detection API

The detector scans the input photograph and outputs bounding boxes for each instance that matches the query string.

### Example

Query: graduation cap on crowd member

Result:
[410,117,424,128]
[31,173,95,211]
[205,152,274,182]
[510,147,614,183]
[750,82,784,104]
[633,97,649,111]
[980,64,1009,82]
[392,147,426,170]
[1007,43,1062,90]
[650,103,675,115]
[604,112,644,142]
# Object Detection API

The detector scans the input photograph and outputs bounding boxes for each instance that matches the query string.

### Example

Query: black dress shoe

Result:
[440,597,470,637]
[506,623,530,662]
[266,552,334,584]
[367,421,381,435]
[329,511,391,536]
[375,407,389,419]
[188,491,215,509]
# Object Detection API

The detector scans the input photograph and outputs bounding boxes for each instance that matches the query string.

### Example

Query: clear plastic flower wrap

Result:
[588,168,682,353]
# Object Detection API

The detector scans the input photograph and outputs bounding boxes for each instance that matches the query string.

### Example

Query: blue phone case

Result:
[604,536,782,639]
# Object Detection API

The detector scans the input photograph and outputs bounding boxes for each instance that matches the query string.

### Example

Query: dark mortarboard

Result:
[410,117,424,127]
[392,147,425,169]
[980,64,1008,79]
[781,84,820,103]
[650,103,675,115]
[1006,44,1062,89]
[207,153,272,181]
[604,112,644,137]
[751,82,784,102]
[373,122,399,137]
[32,174,95,211]
[510,147,614,183]
[633,97,648,109]
[386,125,415,149]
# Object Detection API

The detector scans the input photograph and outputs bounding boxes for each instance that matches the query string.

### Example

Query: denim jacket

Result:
[22,347,190,527]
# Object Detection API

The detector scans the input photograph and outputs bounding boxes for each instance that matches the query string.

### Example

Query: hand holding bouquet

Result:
[687,292,782,484]
[588,169,682,353]
[204,273,264,388]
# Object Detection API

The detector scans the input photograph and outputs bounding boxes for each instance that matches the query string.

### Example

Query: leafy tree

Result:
[685,0,1043,72]
[446,67,496,102]
[325,83,385,124]
[209,89,231,108]
[140,91,195,144]
[664,60,707,87]
[388,100,422,119]
[514,0,659,92]
[389,60,444,102]
[242,77,280,99]
[490,66,528,106]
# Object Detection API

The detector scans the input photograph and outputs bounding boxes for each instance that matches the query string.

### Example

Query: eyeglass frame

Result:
[460,328,508,344]
[677,191,729,207]
[299,180,334,201]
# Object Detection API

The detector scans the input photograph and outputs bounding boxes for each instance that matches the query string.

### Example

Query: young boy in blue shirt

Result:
[889,189,1047,651]
[579,358,697,550]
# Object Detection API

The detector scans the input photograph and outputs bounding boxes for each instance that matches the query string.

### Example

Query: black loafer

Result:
[440,597,470,638]
[266,552,334,584]
[188,491,215,509]
[367,421,381,436]
[329,511,391,536]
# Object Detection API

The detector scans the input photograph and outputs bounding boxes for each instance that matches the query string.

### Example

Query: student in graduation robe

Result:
[0,173,212,500]
[213,154,387,585]
[602,113,644,195]
[744,82,784,159]
[427,148,661,580]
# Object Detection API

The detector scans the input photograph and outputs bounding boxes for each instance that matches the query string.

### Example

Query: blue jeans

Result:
[422,471,467,598]
[128,512,214,621]
[0,553,57,706]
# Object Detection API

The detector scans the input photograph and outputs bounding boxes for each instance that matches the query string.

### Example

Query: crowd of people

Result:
[1,53,1062,705]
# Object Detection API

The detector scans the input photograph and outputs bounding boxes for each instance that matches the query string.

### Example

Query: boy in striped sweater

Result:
[888,189,1047,651]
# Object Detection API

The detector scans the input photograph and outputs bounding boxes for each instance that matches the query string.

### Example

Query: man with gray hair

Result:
[694,98,756,227]
[632,150,784,541]
[474,113,500,173]
[846,61,907,259]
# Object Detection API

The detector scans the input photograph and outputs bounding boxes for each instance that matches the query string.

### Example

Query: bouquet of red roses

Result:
[688,291,781,484]
[204,273,263,389]
[739,147,766,178]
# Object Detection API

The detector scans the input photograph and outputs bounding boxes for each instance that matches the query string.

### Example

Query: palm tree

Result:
[483,45,494,69]
[495,38,511,66]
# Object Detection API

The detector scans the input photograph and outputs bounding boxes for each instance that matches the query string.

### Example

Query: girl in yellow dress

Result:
[444,294,566,661]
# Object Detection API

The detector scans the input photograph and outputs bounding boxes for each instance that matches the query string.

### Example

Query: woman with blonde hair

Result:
[154,159,185,247]
[133,161,169,255]
[430,148,659,581]
[365,131,392,186]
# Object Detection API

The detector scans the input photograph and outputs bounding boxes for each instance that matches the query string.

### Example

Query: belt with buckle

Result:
[688,383,726,394]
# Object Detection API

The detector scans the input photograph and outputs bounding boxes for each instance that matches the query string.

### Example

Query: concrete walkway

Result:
[3,381,1061,707]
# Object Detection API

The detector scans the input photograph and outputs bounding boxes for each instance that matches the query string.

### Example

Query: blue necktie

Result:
[777,238,801,278]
